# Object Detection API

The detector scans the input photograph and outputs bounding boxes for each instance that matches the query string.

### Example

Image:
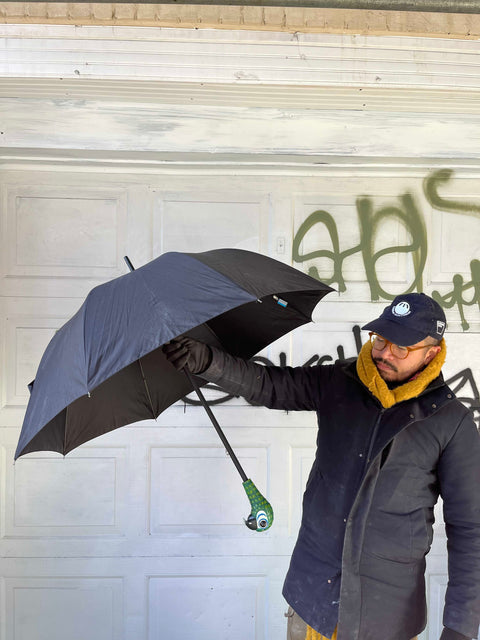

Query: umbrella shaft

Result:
[184,369,248,483]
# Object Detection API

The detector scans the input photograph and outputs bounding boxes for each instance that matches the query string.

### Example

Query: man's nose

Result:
[381,346,396,361]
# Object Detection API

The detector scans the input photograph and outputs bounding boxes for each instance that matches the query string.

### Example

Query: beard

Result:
[373,357,398,373]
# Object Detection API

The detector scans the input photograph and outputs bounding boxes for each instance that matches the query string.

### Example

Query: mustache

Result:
[373,357,398,373]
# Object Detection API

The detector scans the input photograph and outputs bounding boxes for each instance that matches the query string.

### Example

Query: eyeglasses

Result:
[369,332,431,360]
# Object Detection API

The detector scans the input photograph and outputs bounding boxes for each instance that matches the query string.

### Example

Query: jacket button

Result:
[327,579,332,583]
[409,414,415,419]
[447,394,452,399]
[432,403,437,409]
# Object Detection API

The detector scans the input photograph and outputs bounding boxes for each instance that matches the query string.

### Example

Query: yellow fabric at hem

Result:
[306,626,337,640]
[306,626,417,640]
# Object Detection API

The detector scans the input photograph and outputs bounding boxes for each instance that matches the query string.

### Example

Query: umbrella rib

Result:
[122,257,157,420]
[138,358,156,419]
[64,404,68,456]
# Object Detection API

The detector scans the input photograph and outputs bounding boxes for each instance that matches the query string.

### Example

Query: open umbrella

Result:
[15,249,333,529]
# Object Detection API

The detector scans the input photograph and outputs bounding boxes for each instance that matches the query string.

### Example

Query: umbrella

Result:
[15,249,333,529]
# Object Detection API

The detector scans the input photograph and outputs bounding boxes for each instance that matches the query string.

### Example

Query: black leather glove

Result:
[439,627,470,640]
[163,336,212,374]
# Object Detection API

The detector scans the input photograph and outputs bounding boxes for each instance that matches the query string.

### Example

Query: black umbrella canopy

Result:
[15,249,333,459]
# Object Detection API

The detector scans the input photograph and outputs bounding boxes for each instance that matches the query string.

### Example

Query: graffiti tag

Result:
[292,169,480,329]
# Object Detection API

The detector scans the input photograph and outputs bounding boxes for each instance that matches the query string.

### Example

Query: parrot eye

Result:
[256,510,269,529]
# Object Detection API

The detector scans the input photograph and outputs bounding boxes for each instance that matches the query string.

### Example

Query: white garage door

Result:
[1,25,479,640]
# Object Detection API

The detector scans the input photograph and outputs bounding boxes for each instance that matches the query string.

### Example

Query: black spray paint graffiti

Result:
[292,169,480,330]
[182,326,480,429]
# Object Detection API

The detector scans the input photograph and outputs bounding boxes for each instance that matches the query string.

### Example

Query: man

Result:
[164,293,480,640]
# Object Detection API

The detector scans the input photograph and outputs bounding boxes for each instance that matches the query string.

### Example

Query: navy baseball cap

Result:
[362,293,446,346]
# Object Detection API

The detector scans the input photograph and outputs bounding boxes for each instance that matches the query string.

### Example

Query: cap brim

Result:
[361,318,427,347]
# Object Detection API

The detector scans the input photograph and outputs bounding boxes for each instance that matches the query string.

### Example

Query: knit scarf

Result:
[305,338,446,640]
[355,338,446,409]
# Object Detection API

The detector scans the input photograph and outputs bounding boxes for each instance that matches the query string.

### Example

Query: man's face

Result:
[371,335,441,383]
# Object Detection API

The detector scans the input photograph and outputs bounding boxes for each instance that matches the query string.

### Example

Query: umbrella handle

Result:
[184,370,274,532]
[243,479,274,532]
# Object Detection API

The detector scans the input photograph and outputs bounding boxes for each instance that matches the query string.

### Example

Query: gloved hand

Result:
[163,336,212,374]
[439,628,470,640]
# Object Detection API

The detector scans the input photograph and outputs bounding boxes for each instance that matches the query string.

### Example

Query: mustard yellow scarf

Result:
[355,338,446,409]
[305,338,446,640]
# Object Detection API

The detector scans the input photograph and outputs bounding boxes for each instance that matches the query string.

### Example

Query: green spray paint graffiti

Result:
[423,169,480,331]
[424,168,480,216]
[292,193,427,300]
[357,193,427,300]
[292,169,480,330]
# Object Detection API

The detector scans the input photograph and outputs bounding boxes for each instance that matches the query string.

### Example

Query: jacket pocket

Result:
[363,508,430,563]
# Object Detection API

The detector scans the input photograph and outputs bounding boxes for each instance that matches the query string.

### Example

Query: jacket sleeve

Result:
[201,346,331,411]
[438,409,480,639]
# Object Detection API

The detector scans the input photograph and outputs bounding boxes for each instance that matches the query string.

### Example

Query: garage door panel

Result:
[3,447,128,538]
[148,445,269,536]
[153,191,270,256]
[148,574,264,640]
[3,185,127,280]
[3,575,124,640]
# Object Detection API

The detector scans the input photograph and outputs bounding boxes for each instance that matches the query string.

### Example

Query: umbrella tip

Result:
[124,256,135,272]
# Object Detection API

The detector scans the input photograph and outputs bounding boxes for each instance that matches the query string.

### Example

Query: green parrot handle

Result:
[243,479,274,532]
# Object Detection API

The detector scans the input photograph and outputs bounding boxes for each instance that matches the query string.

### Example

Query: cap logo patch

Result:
[436,320,446,335]
[392,301,411,317]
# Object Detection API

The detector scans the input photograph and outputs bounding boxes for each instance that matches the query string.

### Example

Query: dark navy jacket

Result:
[203,350,480,640]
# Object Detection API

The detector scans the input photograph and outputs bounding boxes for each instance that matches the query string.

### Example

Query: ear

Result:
[424,346,441,365]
